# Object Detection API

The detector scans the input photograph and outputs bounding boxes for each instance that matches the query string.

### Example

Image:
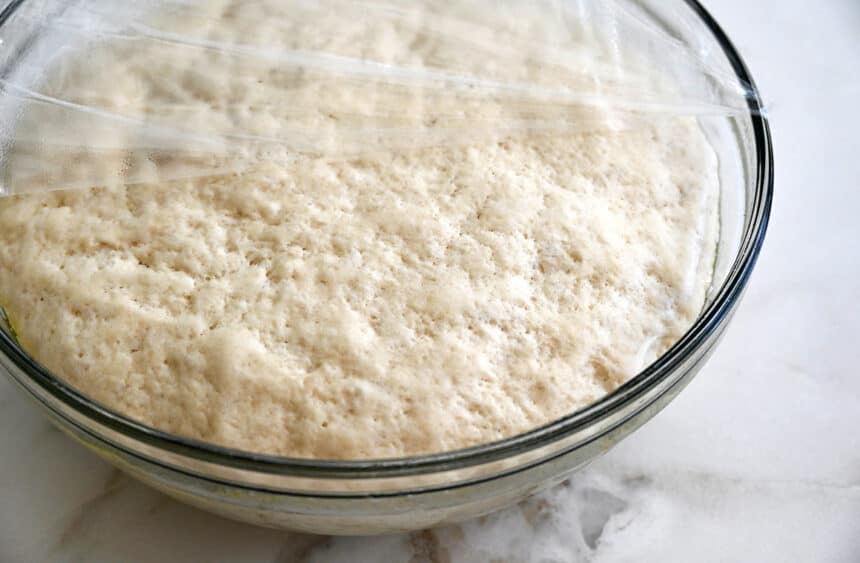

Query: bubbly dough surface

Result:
[0,0,719,458]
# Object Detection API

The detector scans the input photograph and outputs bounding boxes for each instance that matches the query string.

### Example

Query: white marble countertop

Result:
[2,0,859,561]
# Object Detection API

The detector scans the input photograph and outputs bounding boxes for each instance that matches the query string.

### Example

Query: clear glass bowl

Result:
[0,0,772,534]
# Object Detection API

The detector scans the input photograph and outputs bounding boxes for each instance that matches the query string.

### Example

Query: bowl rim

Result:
[0,0,773,479]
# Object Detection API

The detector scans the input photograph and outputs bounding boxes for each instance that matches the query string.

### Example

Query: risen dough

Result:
[0,0,718,458]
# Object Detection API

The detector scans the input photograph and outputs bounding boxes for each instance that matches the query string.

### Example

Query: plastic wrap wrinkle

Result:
[0,0,760,195]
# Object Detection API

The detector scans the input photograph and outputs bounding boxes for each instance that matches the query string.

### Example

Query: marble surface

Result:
[2,0,859,561]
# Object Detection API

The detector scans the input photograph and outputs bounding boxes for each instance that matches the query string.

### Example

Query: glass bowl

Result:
[0,0,772,534]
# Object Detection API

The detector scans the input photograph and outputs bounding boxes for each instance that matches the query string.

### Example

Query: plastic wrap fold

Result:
[0,0,760,195]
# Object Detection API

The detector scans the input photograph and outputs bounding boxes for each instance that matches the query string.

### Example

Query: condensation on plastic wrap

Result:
[0,0,761,196]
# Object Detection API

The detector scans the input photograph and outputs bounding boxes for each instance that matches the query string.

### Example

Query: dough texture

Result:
[0,0,718,458]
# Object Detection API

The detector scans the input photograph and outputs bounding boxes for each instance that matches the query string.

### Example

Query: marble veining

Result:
[2,0,860,561]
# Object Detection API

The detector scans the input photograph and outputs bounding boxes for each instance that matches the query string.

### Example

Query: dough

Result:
[0,0,719,458]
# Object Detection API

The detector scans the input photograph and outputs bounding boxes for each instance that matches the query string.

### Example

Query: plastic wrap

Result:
[0,0,760,196]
